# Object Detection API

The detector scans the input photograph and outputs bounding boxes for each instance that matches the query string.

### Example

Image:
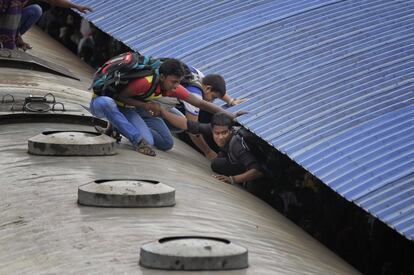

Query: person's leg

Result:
[211,157,245,176]
[18,4,42,35]
[90,96,143,147]
[0,3,22,49]
[120,108,154,146]
[136,108,174,151]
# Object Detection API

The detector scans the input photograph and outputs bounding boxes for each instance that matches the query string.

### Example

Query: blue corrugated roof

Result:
[74,0,414,241]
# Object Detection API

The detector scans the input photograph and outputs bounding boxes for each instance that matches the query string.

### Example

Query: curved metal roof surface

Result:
[74,0,414,241]
[0,29,359,275]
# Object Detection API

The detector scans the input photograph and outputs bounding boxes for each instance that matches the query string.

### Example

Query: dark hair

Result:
[159,58,185,78]
[211,112,233,129]
[202,74,226,97]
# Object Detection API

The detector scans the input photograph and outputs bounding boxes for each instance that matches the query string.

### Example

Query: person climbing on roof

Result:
[0,0,92,50]
[176,66,246,160]
[90,54,240,157]
[156,108,263,185]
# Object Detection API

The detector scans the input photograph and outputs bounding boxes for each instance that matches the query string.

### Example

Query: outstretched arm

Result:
[159,107,213,138]
[159,108,188,130]
[184,93,235,119]
[186,112,217,160]
[222,94,247,106]
[214,168,263,185]
[42,0,93,13]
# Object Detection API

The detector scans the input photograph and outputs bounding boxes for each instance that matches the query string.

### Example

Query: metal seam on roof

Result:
[73,0,414,241]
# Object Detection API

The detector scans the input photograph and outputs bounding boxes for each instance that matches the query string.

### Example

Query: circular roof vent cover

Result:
[78,179,175,207]
[28,131,116,156]
[140,236,248,270]
[24,101,51,112]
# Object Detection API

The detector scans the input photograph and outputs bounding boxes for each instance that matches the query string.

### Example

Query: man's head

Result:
[202,74,226,102]
[159,59,185,93]
[211,112,233,148]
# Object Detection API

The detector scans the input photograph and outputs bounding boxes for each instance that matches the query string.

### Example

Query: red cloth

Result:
[127,77,190,101]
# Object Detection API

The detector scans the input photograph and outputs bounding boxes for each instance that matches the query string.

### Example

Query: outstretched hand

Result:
[230,98,248,106]
[212,174,233,184]
[234,110,248,117]
[75,4,93,13]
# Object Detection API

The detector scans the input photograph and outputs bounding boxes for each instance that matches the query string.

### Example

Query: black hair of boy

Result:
[202,74,226,97]
[210,112,233,128]
[159,59,186,78]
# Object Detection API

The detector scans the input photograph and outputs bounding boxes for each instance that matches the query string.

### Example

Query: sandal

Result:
[95,125,122,143]
[136,140,156,157]
[95,125,110,135]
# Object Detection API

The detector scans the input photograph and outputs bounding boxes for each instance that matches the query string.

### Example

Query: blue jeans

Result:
[135,108,174,151]
[90,96,174,151]
[19,5,42,35]
[90,96,150,148]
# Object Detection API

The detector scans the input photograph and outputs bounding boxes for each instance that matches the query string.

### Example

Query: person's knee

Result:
[31,5,43,20]
[94,96,117,110]
[24,4,43,21]
[164,138,174,151]
[91,96,118,117]
[156,137,174,151]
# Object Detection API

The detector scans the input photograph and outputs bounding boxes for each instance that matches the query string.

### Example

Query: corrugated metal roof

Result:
[74,0,414,241]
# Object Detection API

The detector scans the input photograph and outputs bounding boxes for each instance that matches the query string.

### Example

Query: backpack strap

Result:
[131,73,160,101]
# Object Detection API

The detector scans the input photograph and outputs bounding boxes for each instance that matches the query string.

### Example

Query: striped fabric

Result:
[0,0,26,49]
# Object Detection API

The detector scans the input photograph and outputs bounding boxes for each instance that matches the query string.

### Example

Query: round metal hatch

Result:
[28,131,116,156]
[24,101,51,112]
[140,236,248,270]
[78,179,175,207]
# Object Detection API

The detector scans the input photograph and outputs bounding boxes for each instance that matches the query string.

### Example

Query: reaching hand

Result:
[212,174,234,184]
[230,98,248,106]
[75,4,93,13]
[234,110,248,117]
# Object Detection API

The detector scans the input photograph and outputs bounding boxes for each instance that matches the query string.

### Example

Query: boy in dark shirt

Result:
[160,109,263,185]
